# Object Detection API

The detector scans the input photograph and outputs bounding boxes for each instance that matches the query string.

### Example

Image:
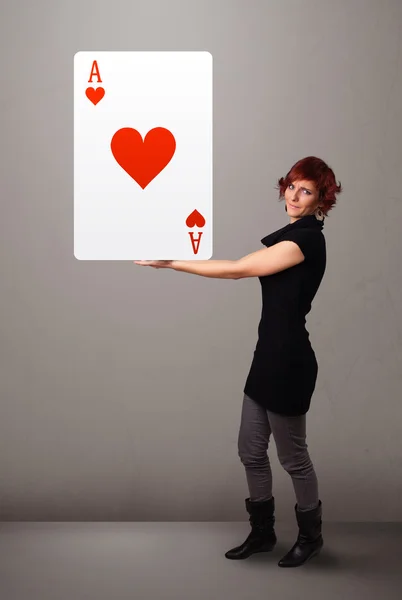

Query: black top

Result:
[243,214,326,416]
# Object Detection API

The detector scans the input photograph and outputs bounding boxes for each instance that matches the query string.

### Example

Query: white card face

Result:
[74,51,213,260]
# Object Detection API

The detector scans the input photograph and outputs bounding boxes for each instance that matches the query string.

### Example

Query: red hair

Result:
[276,156,342,216]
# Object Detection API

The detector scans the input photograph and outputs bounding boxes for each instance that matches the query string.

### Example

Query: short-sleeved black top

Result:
[243,213,326,416]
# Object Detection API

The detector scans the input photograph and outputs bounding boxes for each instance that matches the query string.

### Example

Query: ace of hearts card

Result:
[73,51,213,260]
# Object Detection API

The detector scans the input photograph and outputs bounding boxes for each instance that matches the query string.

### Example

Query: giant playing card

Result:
[74,51,213,260]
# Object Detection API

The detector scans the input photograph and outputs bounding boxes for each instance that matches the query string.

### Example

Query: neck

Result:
[289,212,319,224]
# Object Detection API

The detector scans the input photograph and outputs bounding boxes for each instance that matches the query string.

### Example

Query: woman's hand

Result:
[133,260,174,269]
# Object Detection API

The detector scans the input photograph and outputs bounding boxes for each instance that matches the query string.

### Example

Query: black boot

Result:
[225,496,277,560]
[278,500,323,568]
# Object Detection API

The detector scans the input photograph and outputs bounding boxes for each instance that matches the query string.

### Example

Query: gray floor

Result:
[1,521,401,600]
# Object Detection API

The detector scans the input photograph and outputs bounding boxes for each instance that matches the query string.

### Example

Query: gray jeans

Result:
[238,393,319,511]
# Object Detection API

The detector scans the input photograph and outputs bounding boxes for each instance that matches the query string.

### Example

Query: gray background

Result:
[1,0,401,523]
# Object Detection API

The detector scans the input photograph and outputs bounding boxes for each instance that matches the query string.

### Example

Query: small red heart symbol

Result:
[186,209,206,228]
[85,86,105,105]
[110,127,176,189]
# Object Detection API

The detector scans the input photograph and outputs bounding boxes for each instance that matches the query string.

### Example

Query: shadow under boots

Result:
[225,496,277,560]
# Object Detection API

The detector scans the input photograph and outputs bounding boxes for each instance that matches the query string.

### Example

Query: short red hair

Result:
[276,156,342,216]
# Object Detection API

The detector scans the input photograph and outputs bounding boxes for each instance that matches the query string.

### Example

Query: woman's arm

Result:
[171,260,239,279]
[235,241,305,278]
[135,241,304,279]
[171,241,304,278]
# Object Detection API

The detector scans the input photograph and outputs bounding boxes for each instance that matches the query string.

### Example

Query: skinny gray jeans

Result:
[238,393,319,511]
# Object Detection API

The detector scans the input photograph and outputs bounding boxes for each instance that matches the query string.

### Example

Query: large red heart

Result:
[110,127,176,189]
[85,86,105,105]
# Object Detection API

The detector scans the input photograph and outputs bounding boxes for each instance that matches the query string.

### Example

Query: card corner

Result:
[73,249,84,261]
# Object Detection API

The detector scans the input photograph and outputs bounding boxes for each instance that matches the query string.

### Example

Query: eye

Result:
[289,183,311,195]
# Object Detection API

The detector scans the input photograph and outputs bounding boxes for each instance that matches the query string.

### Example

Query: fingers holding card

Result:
[74,51,213,261]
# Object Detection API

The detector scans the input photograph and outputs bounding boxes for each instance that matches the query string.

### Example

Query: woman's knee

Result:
[238,435,269,466]
[239,449,270,468]
[277,451,314,475]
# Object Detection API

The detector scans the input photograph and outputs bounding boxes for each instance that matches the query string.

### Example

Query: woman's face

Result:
[284,179,322,222]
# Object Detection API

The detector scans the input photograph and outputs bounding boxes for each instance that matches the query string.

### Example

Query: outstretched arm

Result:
[134,241,304,279]
[172,260,239,279]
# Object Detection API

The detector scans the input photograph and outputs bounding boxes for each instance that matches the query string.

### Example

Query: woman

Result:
[135,156,342,568]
